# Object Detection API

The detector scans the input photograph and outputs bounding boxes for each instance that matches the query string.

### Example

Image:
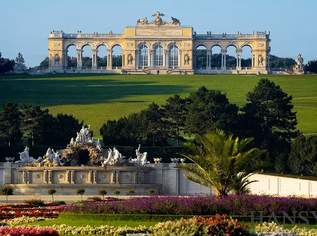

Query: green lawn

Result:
[0,74,316,136]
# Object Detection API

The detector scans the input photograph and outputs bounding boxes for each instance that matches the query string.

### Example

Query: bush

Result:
[87,197,102,201]
[114,190,120,195]
[127,189,135,195]
[99,190,107,200]
[0,185,14,202]
[24,199,45,207]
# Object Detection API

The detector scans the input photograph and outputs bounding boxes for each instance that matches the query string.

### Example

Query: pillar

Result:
[236,49,242,70]
[107,49,112,70]
[163,49,167,67]
[77,49,82,70]
[92,49,97,70]
[207,50,211,70]
[221,49,227,70]
[178,50,182,68]
[48,170,52,184]
[148,50,153,68]
[110,171,116,184]
[43,170,48,184]
[70,170,75,184]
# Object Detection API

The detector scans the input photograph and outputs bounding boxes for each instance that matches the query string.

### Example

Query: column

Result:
[207,50,211,70]
[22,170,27,184]
[77,49,82,70]
[163,49,167,67]
[70,170,75,184]
[116,171,120,184]
[221,49,227,71]
[178,50,182,68]
[48,170,52,184]
[148,50,153,68]
[93,170,97,184]
[236,49,242,70]
[110,171,116,184]
[135,50,139,69]
[43,170,48,184]
[107,49,112,70]
[92,49,97,70]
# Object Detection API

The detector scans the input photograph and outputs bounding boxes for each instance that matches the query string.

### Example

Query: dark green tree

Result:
[0,103,22,147]
[162,95,189,146]
[305,60,317,73]
[241,79,298,172]
[288,135,317,176]
[184,87,239,135]
[0,52,15,73]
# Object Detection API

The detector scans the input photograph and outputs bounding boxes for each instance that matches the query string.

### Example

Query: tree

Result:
[288,135,317,176]
[48,189,56,202]
[162,95,189,146]
[0,103,22,147]
[241,79,298,172]
[0,185,14,203]
[185,87,239,135]
[0,53,15,73]
[39,57,49,69]
[269,55,296,70]
[178,130,265,196]
[77,189,85,201]
[99,190,107,200]
[305,60,317,73]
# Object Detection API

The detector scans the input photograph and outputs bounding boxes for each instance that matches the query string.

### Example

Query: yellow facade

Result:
[48,12,270,74]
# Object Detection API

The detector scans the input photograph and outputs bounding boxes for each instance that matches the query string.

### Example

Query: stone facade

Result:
[48,12,270,75]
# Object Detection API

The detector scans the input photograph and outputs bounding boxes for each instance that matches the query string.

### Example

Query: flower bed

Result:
[0,205,64,220]
[64,195,317,217]
[256,222,317,236]
[0,226,59,236]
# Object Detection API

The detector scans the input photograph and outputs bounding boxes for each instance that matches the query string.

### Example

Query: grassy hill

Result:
[0,74,316,136]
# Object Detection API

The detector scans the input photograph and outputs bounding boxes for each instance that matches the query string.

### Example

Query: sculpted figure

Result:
[184,54,190,65]
[152,11,164,25]
[171,17,180,25]
[130,144,148,166]
[137,17,148,25]
[128,54,133,65]
[258,55,264,66]
[16,146,35,164]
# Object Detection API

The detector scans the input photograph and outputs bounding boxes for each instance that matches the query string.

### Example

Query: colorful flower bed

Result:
[256,222,317,236]
[0,204,64,220]
[0,226,58,236]
[64,195,317,217]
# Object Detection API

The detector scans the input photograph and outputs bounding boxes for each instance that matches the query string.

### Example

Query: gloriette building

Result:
[48,12,270,74]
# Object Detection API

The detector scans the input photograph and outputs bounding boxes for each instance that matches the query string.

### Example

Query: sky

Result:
[0,0,316,67]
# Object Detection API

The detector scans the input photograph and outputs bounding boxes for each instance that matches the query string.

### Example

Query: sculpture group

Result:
[14,126,149,167]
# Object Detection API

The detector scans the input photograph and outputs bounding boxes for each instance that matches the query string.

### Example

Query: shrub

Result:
[114,190,120,195]
[149,189,156,195]
[87,197,102,201]
[24,199,45,207]
[0,185,14,203]
[99,190,107,200]
[76,189,85,201]
[128,189,135,195]
[48,189,56,202]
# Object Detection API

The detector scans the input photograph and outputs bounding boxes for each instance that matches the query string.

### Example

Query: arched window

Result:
[241,45,252,69]
[138,44,148,69]
[168,44,179,69]
[112,45,122,69]
[97,44,108,69]
[195,45,207,69]
[82,44,92,69]
[66,44,77,69]
[210,45,222,69]
[153,44,163,67]
[226,45,237,70]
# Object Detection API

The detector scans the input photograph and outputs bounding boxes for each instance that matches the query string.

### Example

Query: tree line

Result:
[0,104,82,159]
[100,78,316,174]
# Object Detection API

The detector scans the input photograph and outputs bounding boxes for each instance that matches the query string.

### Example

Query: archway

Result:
[241,45,252,69]
[210,45,222,69]
[66,45,77,69]
[168,43,179,69]
[112,45,122,69]
[97,45,108,69]
[195,45,207,70]
[138,44,148,69]
[226,45,237,70]
[82,44,92,69]
[153,43,163,67]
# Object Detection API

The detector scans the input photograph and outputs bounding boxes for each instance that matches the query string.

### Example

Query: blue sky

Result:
[0,0,316,66]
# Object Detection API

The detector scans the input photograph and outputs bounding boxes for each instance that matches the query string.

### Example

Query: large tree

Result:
[0,103,22,147]
[0,52,15,74]
[162,95,189,146]
[288,135,317,176]
[178,130,265,196]
[241,79,298,172]
[305,60,317,74]
[185,87,239,135]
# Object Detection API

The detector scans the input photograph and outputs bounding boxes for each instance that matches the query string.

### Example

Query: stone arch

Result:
[241,45,253,69]
[96,44,108,69]
[82,44,93,69]
[66,44,77,69]
[153,42,163,67]
[210,45,222,69]
[195,45,207,70]
[225,44,238,70]
[111,44,122,69]
[168,43,179,69]
[137,43,149,69]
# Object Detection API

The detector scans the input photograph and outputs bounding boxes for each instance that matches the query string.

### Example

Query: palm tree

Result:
[231,172,258,195]
[178,130,265,196]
